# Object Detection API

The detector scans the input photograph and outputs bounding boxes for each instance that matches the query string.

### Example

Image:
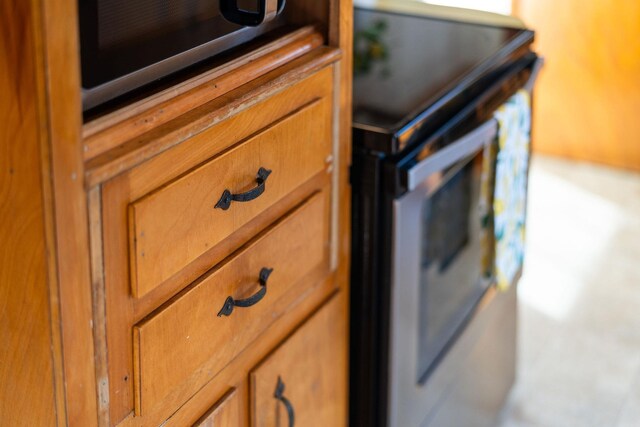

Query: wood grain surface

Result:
[193,388,241,427]
[330,1,353,425]
[0,1,58,425]
[3,0,353,425]
[2,0,100,424]
[129,97,332,297]
[514,0,640,171]
[250,294,347,427]
[101,65,335,424]
[84,47,341,186]
[134,191,330,416]
[40,0,99,424]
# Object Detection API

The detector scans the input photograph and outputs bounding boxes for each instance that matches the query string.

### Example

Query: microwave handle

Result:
[220,0,285,26]
[406,119,498,192]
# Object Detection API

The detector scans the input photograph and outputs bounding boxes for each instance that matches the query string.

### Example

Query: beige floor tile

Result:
[499,156,640,427]
[616,373,640,427]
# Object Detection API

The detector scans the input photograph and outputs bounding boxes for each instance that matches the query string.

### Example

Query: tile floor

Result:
[498,155,640,427]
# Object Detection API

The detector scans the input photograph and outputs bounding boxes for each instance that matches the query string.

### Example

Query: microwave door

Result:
[388,119,498,427]
[79,0,285,110]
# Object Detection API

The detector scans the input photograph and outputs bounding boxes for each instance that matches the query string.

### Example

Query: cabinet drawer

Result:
[251,295,346,427]
[133,191,330,415]
[129,97,332,297]
[193,388,240,426]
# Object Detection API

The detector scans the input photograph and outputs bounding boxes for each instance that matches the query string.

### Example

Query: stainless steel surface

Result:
[264,0,279,23]
[425,285,517,427]
[389,120,500,427]
[406,119,498,191]
[81,18,281,110]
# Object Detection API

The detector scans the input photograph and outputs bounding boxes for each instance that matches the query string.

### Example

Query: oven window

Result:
[417,149,493,382]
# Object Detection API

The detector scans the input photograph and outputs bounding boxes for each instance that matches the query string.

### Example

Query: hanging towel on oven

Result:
[493,89,531,290]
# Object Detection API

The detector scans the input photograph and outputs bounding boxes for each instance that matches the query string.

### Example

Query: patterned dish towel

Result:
[493,90,531,290]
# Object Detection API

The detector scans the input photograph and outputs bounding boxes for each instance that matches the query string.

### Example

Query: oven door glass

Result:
[417,148,494,382]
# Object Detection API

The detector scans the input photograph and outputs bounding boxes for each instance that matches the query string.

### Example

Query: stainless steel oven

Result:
[389,120,498,426]
[78,0,285,110]
[349,4,541,427]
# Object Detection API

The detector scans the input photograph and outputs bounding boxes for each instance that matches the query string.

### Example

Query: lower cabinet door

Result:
[194,388,241,426]
[250,295,346,427]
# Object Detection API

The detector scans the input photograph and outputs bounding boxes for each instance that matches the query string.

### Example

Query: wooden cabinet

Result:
[251,295,347,427]
[193,389,241,427]
[128,88,333,298]
[133,192,331,416]
[0,1,353,426]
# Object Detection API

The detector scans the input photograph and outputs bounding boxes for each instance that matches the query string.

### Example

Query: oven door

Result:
[388,119,498,427]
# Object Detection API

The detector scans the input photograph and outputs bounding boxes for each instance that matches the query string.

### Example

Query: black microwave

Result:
[78,0,286,110]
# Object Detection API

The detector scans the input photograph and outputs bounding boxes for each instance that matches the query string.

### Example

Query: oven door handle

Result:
[406,119,498,192]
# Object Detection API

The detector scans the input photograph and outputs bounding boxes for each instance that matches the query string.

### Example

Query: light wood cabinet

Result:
[251,295,347,427]
[127,83,333,298]
[193,389,242,427]
[0,0,352,426]
[133,191,331,417]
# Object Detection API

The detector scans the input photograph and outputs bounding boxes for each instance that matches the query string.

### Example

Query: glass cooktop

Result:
[353,6,526,135]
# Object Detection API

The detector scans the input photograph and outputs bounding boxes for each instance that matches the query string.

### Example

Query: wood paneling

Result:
[134,191,330,417]
[514,0,640,171]
[101,65,336,424]
[0,1,58,425]
[2,0,99,424]
[129,97,332,297]
[85,47,341,186]
[330,0,353,423]
[2,1,352,425]
[39,0,99,423]
[250,294,347,427]
[119,283,337,427]
[193,388,241,427]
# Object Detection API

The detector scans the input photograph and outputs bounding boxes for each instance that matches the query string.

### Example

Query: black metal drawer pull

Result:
[274,376,295,427]
[217,267,273,317]
[215,167,272,210]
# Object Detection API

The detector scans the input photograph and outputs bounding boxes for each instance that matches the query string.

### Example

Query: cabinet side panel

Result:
[0,1,59,425]
[40,0,100,424]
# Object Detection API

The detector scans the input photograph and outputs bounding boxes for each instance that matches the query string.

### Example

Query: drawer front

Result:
[133,191,330,415]
[129,97,332,297]
[193,389,240,427]
[251,295,346,427]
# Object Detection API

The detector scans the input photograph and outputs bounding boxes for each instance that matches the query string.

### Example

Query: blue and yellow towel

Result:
[493,90,531,290]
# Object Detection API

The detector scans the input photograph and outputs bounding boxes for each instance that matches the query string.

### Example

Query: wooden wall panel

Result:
[1,0,99,425]
[514,0,640,171]
[40,0,100,423]
[0,1,59,425]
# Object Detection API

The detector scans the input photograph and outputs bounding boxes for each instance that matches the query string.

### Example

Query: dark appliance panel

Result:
[352,7,533,154]
[79,0,285,110]
[350,5,540,427]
